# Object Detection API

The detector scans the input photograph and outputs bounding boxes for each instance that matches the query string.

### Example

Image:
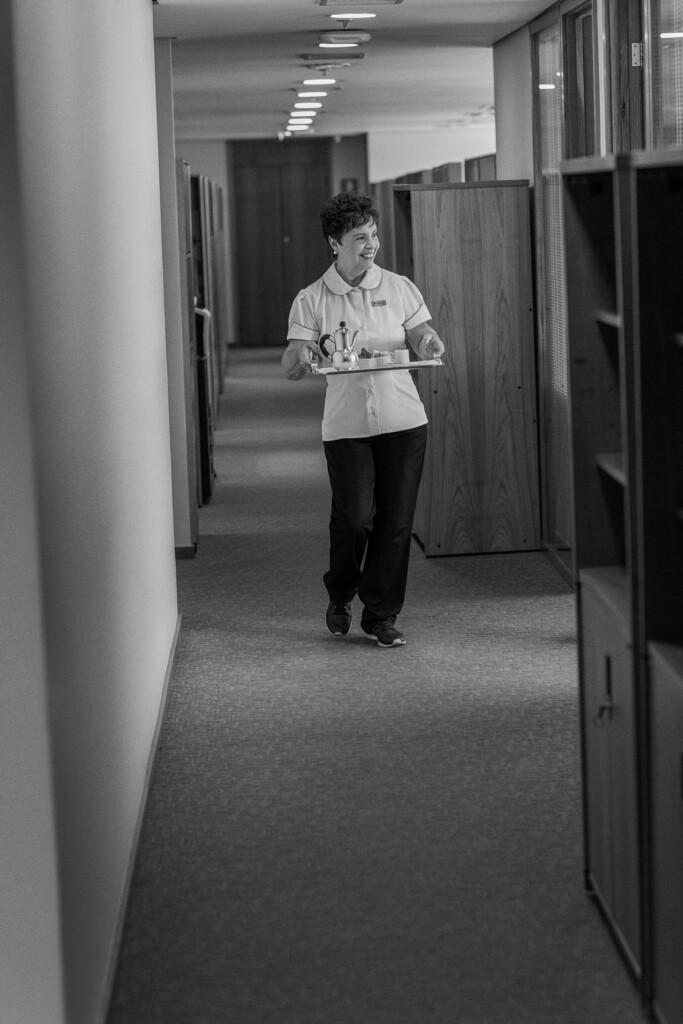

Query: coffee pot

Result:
[319,321,359,369]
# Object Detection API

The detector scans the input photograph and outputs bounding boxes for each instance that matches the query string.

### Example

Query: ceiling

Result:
[154,0,551,143]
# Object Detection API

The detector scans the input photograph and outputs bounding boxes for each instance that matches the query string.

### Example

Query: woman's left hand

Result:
[406,323,445,361]
[418,332,445,360]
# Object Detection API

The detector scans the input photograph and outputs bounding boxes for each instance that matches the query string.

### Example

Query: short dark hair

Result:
[320,190,380,243]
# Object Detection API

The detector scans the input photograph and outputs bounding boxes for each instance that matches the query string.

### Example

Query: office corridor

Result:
[108,349,647,1024]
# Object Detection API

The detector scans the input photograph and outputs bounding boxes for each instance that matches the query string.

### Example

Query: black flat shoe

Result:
[326,601,352,636]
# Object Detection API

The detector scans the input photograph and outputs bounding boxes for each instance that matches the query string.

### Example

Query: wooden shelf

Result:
[392,179,528,194]
[596,451,627,486]
[631,148,683,171]
[595,309,622,329]
[560,153,621,176]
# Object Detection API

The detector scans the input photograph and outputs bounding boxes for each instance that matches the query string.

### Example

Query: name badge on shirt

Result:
[371,299,387,307]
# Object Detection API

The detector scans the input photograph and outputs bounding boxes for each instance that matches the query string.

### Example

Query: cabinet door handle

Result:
[593,654,614,727]
[594,696,614,727]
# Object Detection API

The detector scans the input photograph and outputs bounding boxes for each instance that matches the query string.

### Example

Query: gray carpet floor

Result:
[108,348,648,1024]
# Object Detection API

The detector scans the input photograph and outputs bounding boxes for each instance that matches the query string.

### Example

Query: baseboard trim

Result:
[542,542,574,588]
[175,545,197,560]
[100,612,182,1022]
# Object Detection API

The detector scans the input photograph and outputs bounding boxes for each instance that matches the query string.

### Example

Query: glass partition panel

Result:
[564,3,598,157]
[649,0,683,146]
[534,20,574,567]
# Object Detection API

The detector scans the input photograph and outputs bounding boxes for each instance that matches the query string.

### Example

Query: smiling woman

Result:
[281,189,444,648]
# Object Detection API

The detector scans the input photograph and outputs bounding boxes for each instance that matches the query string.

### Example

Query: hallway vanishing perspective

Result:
[108,349,648,1024]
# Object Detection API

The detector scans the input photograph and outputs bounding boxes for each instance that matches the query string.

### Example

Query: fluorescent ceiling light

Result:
[289,117,314,123]
[330,12,376,18]
[288,124,311,132]
[303,79,337,85]
[661,31,683,37]
[319,30,370,43]
[539,83,556,90]
[319,42,358,48]
[298,91,328,97]
[294,101,322,108]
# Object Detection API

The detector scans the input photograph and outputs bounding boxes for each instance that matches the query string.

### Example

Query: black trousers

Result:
[322,424,427,628]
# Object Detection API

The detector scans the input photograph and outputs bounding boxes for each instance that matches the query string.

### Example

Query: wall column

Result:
[0,4,66,1021]
[9,1,180,1021]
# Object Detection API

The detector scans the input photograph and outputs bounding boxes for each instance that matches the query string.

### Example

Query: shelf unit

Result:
[631,149,683,1024]
[562,149,683,1021]
[563,153,643,980]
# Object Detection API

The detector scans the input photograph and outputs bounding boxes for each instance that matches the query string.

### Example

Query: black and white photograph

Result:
[2,1,682,1023]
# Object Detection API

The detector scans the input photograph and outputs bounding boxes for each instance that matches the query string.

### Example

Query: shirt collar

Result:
[323,263,382,295]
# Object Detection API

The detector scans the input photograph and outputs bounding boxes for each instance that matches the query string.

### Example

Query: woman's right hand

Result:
[299,340,321,372]
[282,339,321,380]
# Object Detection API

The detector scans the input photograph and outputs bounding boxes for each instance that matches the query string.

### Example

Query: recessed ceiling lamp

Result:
[318,0,402,5]
[319,41,359,48]
[297,91,328,97]
[300,57,359,65]
[303,78,337,85]
[288,124,311,132]
[329,13,376,28]
[319,31,371,45]
[294,101,323,108]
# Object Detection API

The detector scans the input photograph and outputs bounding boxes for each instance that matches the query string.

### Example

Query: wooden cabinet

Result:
[393,181,541,556]
[579,572,641,971]
[563,153,644,981]
[650,644,683,1024]
[563,149,683,1013]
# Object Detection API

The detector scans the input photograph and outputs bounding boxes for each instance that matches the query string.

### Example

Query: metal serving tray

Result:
[311,358,443,376]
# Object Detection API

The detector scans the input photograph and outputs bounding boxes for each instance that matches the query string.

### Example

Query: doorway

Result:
[232,139,332,346]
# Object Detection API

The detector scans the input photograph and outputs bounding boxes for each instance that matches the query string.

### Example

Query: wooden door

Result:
[233,141,331,346]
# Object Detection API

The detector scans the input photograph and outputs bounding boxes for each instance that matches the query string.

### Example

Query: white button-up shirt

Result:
[287,263,430,441]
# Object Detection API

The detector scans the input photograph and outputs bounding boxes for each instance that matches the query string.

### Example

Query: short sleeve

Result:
[287,289,320,343]
[399,276,431,330]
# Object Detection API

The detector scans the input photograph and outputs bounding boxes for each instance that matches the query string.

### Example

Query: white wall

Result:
[8,1,179,1021]
[0,6,66,1022]
[176,139,229,190]
[367,125,496,184]
[330,133,369,194]
[493,26,535,184]
[156,39,198,553]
